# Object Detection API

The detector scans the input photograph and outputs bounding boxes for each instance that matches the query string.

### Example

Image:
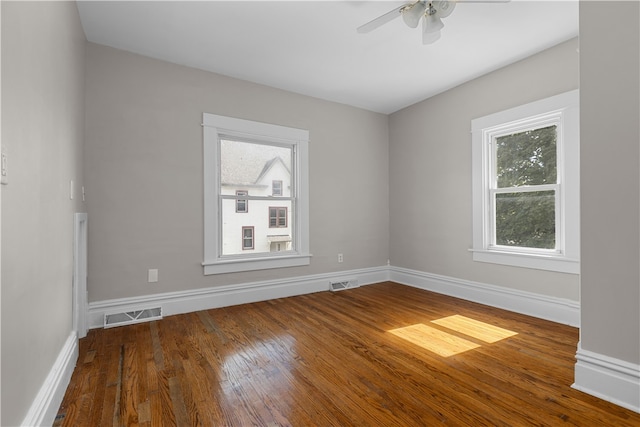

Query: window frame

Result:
[203,113,311,275]
[471,90,580,274]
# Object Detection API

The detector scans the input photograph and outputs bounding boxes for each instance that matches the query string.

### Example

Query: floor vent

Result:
[329,279,359,292]
[104,307,162,328]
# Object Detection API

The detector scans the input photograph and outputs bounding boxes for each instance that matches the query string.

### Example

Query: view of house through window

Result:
[220,139,293,256]
[203,112,310,275]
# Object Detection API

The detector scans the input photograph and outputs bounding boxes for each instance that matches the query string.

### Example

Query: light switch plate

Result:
[1,151,8,185]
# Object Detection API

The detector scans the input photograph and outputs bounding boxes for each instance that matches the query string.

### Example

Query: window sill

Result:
[203,253,312,275]
[470,248,579,274]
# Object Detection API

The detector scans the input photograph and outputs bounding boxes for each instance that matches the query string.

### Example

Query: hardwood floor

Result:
[55,282,640,426]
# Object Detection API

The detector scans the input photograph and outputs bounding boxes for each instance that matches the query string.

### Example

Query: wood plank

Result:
[55,282,640,426]
[148,321,164,371]
[112,344,124,427]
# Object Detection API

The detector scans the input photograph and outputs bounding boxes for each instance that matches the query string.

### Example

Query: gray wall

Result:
[84,43,389,302]
[579,1,639,365]
[389,38,580,301]
[1,1,86,425]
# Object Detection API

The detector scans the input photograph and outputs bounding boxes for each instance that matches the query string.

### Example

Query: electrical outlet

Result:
[148,269,158,283]
[338,253,344,263]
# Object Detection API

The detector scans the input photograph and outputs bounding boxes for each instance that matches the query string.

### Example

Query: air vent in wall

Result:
[104,307,162,328]
[329,279,359,292]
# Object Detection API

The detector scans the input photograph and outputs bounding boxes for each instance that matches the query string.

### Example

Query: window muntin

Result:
[203,113,310,274]
[471,90,579,274]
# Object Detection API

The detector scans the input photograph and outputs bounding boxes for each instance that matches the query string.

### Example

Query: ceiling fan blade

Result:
[423,30,441,45]
[357,5,405,34]
[424,13,444,33]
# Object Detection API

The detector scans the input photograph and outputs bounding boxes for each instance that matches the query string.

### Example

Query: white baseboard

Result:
[88,266,390,329]
[22,332,78,427]
[88,265,579,329]
[389,266,580,327]
[573,344,640,413]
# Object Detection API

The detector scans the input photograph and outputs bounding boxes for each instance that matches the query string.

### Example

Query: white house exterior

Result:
[220,140,292,255]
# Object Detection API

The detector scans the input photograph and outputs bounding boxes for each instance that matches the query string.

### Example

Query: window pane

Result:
[495,191,555,249]
[236,197,247,213]
[496,125,557,188]
[278,208,287,227]
[221,199,292,256]
[222,199,259,255]
[220,139,291,195]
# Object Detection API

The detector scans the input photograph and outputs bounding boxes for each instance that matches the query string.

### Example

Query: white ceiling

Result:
[76,1,579,114]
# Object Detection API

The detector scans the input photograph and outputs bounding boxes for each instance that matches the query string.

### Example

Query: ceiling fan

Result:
[357,1,508,45]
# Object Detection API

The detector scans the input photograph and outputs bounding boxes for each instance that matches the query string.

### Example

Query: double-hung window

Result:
[471,90,579,274]
[236,190,248,213]
[272,180,283,196]
[203,113,310,274]
[242,226,254,250]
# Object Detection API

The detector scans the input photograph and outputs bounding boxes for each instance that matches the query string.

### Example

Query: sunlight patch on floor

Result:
[388,323,481,357]
[431,315,518,343]
[388,315,518,357]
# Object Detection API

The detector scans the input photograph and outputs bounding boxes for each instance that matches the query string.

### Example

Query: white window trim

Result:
[202,113,311,275]
[471,90,580,274]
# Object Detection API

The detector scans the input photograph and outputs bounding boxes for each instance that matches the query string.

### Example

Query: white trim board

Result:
[573,344,640,413]
[389,266,580,327]
[87,266,390,329]
[21,332,78,427]
[88,265,579,330]
[73,213,88,338]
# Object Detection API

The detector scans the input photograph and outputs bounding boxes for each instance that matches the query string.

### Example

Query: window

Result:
[493,125,557,249]
[471,90,579,274]
[269,207,287,228]
[203,113,310,274]
[236,190,248,213]
[242,226,254,250]
[272,180,283,196]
